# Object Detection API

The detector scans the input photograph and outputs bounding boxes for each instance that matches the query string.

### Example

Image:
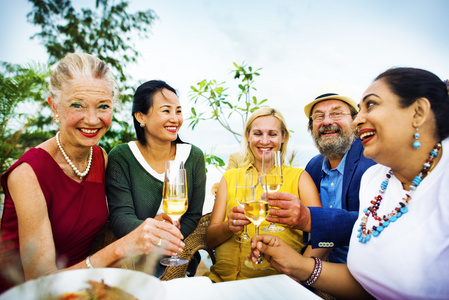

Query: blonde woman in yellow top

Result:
[206,107,327,282]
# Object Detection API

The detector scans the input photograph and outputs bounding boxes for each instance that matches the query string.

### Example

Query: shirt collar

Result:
[321,151,348,175]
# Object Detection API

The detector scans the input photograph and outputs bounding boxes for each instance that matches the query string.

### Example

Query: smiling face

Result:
[138,88,183,144]
[51,77,114,148]
[354,79,416,164]
[311,99,355,159]
[247,115,285,170]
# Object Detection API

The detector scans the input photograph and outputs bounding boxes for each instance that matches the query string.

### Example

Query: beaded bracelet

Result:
[300,257,322,286]
[86,256,94,269]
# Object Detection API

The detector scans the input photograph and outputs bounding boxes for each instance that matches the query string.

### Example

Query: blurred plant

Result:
[287,149,298,167]
[0,62,51,174]
[189,62,267,144]
[188,63,268,171]
[204,151,226,173]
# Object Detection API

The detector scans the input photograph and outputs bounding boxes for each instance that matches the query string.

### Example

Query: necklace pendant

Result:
[358,233,371,244]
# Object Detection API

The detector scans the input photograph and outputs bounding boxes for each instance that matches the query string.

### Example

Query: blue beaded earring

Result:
[413,127,421,149]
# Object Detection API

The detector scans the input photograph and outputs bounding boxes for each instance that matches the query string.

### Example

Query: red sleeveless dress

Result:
[0,146,108,292]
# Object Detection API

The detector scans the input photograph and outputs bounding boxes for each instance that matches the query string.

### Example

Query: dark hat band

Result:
[314,93,338,100]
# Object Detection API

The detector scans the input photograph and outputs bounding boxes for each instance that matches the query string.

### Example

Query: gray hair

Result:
[49,53,119,104]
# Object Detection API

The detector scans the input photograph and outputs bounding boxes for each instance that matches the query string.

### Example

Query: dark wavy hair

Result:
[375,67,449,141]
[132,80,183,145]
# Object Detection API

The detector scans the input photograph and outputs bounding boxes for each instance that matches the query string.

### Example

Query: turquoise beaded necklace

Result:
[358,142,442,244]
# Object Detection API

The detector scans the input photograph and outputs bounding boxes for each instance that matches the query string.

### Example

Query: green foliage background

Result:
[1,0,273,176]
[1,0,157,173]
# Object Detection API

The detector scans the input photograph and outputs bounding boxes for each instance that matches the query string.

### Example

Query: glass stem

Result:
[171,220,179,259]
[255,224,262,264]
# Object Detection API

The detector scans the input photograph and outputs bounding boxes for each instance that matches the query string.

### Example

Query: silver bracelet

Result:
[300,257,322,286]
[86,256,94,269]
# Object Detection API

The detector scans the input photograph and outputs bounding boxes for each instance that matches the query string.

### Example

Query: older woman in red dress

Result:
[0,53,185,293]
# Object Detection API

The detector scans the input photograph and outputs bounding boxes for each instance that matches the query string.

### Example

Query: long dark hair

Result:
[132,80,184,145]
[376,67,449,141]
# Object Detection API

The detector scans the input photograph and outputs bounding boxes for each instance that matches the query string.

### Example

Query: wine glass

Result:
[261,150,284,233]
[243,176,271,270]
[234,167,257,243]
[160,160,189,267]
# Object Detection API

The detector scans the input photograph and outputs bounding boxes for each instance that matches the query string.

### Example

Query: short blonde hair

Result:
[241,107,290,165]
[49,53,119,104]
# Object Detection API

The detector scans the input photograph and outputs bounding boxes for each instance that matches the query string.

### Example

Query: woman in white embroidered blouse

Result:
[248,67,449,299]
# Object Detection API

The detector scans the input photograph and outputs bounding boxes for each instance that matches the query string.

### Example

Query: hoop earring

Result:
[413,127,421,149]
[140,123,145,128]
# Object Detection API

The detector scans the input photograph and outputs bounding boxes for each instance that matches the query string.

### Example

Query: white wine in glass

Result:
[261,150,284,233]
[243,185,271,270]
[160,160,189,267]
[234,167,257,243]
[163,197,188,221]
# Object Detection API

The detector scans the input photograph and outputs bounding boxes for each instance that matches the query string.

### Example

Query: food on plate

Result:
[58,280,138,300]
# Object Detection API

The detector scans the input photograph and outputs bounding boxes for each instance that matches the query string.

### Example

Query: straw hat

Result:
[304,87,358,118]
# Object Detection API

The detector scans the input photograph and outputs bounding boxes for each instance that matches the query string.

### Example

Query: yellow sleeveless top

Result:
[208,164,305,282]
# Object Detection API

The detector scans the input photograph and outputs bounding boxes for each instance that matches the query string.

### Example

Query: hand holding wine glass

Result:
[234,167,257,243]
[243,176,271,270]
[261,150,284,233]
[160,160,189,267]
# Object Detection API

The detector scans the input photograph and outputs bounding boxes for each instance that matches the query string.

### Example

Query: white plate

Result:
[0,268,166,300]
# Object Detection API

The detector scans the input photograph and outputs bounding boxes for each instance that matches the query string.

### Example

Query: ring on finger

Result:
[157,238,162,246]
[232,219,237,226]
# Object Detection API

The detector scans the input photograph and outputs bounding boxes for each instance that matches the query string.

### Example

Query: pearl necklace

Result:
[357,142,442,244]
[56,131,93,180]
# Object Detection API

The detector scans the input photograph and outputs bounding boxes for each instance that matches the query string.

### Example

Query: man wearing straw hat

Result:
[266,88,375,263]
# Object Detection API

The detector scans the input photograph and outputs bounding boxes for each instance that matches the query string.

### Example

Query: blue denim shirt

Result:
[320,152,349,263]
[320,153,347,209]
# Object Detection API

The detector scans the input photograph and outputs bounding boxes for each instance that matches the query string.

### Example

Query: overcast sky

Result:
[2,0,449,170]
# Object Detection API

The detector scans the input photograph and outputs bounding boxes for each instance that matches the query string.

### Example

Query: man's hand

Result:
[265,192,312,232]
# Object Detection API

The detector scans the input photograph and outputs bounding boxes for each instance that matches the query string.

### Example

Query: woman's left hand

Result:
[249,234,303,277]
[227,205,251,233]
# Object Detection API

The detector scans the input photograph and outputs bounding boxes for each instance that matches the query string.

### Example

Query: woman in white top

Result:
[248,67,449,299]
